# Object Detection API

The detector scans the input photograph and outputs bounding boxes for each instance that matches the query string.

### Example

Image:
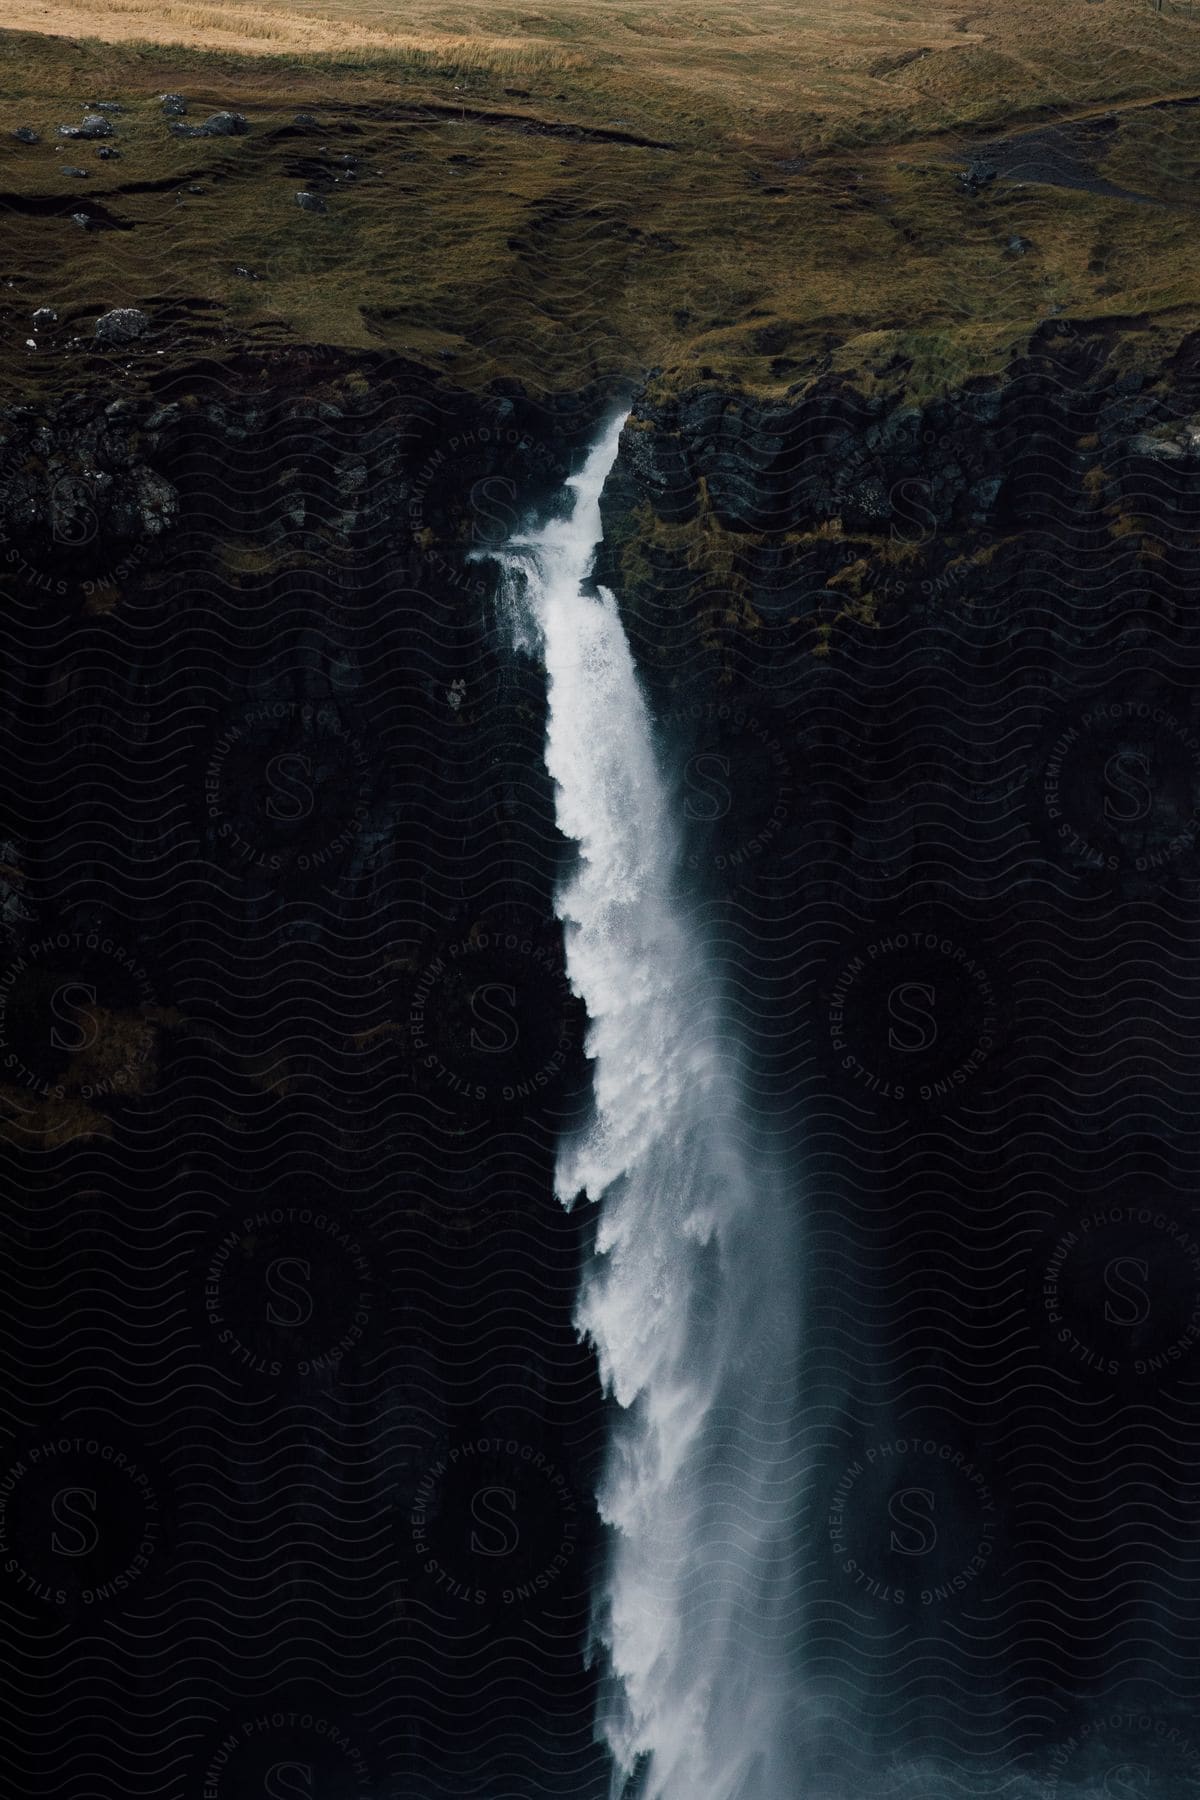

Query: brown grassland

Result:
[3,0,1200,397]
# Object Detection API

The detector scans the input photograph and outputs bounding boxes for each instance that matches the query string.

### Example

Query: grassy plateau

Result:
[3,0,1200,398]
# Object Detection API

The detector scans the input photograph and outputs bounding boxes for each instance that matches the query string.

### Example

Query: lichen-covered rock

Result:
[95,308,150,345]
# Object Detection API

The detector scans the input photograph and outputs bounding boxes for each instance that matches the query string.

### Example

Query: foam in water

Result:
[494,416,801,1800]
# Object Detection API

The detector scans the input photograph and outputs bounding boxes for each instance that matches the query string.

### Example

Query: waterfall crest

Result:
[494,416,801,1800]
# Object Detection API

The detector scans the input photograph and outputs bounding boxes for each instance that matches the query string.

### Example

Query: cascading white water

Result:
[494,416,801,1800]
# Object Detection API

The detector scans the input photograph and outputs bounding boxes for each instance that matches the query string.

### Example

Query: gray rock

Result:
[87,101,122,112]
[61,167,89,178]
[32,308,58,328]
[1131,419,1200,463]
[70,212,91,229]
[97,147,119,160]
[295,191,327,213]
[95,307,150,345]
[130,468,178,536]
[11,126,39,144]
[159,93,187,116]
[294,113,319,127]
[958,158,997,194]
[171,110,249,138]
[58,114,115,140]
[208,109,249,134]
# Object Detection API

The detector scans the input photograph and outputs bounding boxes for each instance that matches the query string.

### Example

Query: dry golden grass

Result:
[4,0,586,67]
[8,0,1200,147]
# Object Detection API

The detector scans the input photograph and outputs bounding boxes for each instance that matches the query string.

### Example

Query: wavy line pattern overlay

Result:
[4,20,1200,1800]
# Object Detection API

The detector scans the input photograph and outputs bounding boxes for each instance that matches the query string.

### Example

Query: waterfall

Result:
[493,416,801,1800]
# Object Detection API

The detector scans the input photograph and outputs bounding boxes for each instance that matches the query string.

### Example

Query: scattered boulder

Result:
[11,126,39,144]
[61,167,89,178]
[1130,418,1200,463]
[958,157,998,195]
[71,212,91,229]
[186,184,205,194]
[159,93,187,116]
[95,307,150,345]
[87,101,122,112]
[295,190,327,213]
[170,110,249,139]
[294,113,319,127]
[58,114,115,140]
[32,308,58,328]
[232,264,263,280]
[97,146,119,160]
[1006,234,1033,256]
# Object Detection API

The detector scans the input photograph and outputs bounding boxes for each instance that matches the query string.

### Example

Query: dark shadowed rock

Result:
[61,167,89,178]
[11,126,39,144]
[95,307,150,345]
[171,110,249,138]
[208,110,249,135]
[958,158,997,194]
[294,113,319,127]
[97,147,119,160]
[32,308,58,328]
[160,93,187,116]
[295,191,327,213]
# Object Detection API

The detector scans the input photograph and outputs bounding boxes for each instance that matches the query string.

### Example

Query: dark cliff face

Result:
[4,337,1200,1795]
[0,357,615,1800]
[599,342,1200,1792]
